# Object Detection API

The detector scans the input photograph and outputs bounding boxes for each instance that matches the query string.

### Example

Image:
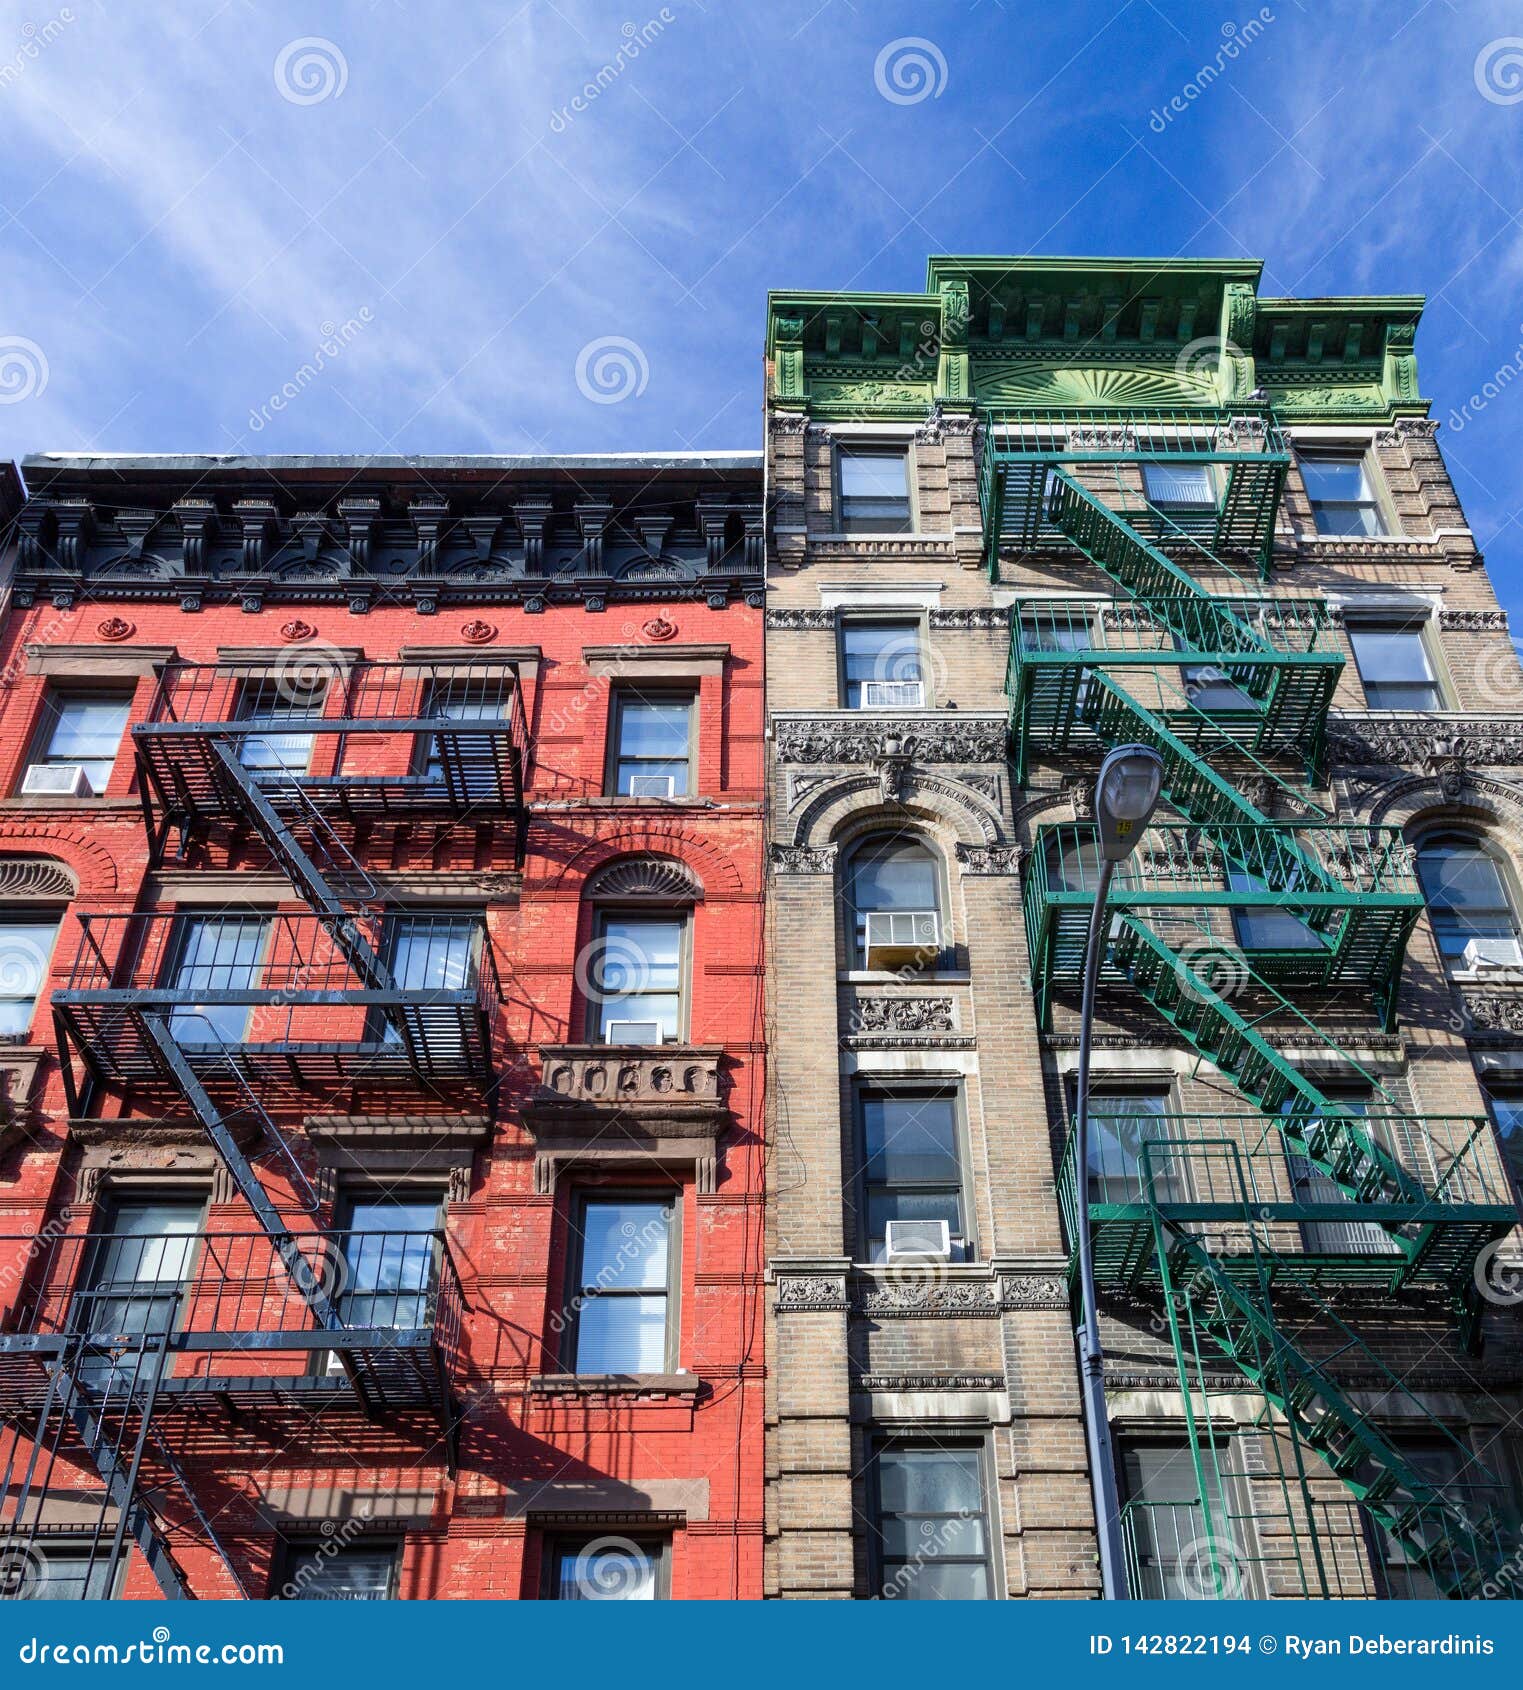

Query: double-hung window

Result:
[859,1087,967,1261]
[566,1195,675,1374]
[609,692,692,797]
[76,1200,201,1385]
[1228,861,1328,953]
[1288,1087,1398,1257]
[236,679,321,777]
[1083,1089,1175,1208]
[3,1546,118,1600]
[25,692,131,796]
[419,684,507,787]
[1121,1440,1250,1600]
[165,914,268,1048]
[841,621,923,709]
[838,447,912,534]
[0,914,61,1038]
[1416,835,1523,970]
[281,1543,398,1600]
[336,1192,441,1335]
[846,837,942,970]
[589,912,683,1042]
[1300,452,1386,536]
[1347,619,1442,710]
[872,1441,994,1599]
[550,1537,666,1600]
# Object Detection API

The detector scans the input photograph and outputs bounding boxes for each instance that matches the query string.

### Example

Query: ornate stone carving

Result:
[773,714,1006,765]
[850,997,955,1034]
[999,1272,1068,1309]
[460,619,496,643]
[857,1374,1003,1392]
[1459,992,1523,1035]
[856,1276,1003,1317]
[1328,716,1523,768]
[534,1045,724,1110]
[768,409,811,437]
[1438,609,1509,631]
[928,608,1009,630]
[280,619,318,643]
[0,858,77,900]
[1065,776,1093,821]
[775,1274,848,1311]
[642,615,678,642]
[954,842,1023,875]
[770,843,838,874]
[584,857,703,901]
[96,616,134,642]
[764,608,836,630]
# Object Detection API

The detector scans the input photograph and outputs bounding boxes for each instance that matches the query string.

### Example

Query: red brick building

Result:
[0,452,766,1601]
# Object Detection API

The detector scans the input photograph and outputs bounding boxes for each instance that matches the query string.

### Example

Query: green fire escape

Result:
[986,406,1523,1599]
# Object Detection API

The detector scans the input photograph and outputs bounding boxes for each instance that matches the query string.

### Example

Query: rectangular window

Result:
[1300,452,1386,536]
[567,1195,675,1375]
[841,621,923,709]
[0,914,61,1038]
[3,1546,118,1600]
[25,692,132,797]
[280,1542,398,1600]
[418,684,508,785]
[1084,1089,1176,1207]
[550,1538,666,1600]
[1289,1088,1398,1256]
[872,1441,994,1599]
[1484,1086,1523,1195]
[1228,863,1329,952]
[838,447,912,534]
[1347,620,1442,710]
[590,912,683,1043]
[374,916,477,1047]
[164,914,268,1048]
[1142,462,1216,509]
[1367,1438,1498,1600]
[609,692,693,797]
[1121,1440,1245,1600]
[76,1198,201,1386]
[236,679,322,776]
[859,1087,966,1261]
[336,1192,441,1334]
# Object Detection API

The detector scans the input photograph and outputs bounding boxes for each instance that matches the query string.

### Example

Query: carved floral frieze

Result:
[773,713,1006,766]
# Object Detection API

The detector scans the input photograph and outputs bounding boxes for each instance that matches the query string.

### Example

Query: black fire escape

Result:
[1,659,527,1599]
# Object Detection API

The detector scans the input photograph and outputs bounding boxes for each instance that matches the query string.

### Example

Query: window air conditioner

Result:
[628,773,677,798]
[1462,936,1523,970]
[885,1218,951,1261]
[864,910,940,971]
[860,680,924,708]
[21,763,91,797]
[604,1018,663,1045]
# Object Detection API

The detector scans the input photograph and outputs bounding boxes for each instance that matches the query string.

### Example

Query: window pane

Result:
[237,683,321,774]
[1227,866,1328,951]
[1486,1090,1523,1187]
[577,1200,671,1291]
[421,692,507,781]
[340,1197,439,1329]
[617,700,689,759]
[1417,840,1519,961]
[0,917,60,1034]
[1349,628,1435,685]
[385,918,474,992]
[594,915,682,1040]
[1301,458,1370,502]
[878,1448,982,1515]
[865,1188,963,1238]
[1143,463,1214,507]
[843,623,922,706]
[290,1549,394,1600]
[574,1293,669,1373]
[166,916,265,1046]
[1086,1093,1171,1202]
[863,1093,958,1184]
[840,452,909,499]
[43,696,130,793]
[556,1545,658,1600]
[850,841,938,913]
[25,1552,115,1600]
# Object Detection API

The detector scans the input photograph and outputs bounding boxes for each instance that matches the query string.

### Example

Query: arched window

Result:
[582,857,701,1044]
[845,836,942,970]
[1416,834,1523,970]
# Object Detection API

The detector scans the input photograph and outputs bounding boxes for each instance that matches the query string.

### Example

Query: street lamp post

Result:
[1075,743,1165,1601]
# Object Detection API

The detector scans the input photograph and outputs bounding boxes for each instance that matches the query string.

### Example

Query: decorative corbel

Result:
[695,498,731,570]
[575,501,615,574]
[873,733,915,806]
[461,512,504,568]
[513,498,554,572]
[410,496,452,576]
[114,508,160,564]
[337,496,380,573]
[635,513,674,559]
[53,501,96,573]
[291,510,332,567]
[232,498,280,574]
[174,499,220,574]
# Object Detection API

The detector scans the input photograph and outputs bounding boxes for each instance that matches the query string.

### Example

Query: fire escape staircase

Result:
[990,414,1523,1597]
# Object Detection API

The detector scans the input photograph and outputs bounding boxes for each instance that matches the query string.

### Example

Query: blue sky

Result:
[2,0,1521,610]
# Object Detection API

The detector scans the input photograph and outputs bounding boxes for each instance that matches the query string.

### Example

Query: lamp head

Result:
[1094,744,1165,862]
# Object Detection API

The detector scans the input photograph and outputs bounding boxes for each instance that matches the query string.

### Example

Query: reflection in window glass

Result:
[838,449,911,534]
[1301,455,1384,536]
[874,1445,991,1599]
[612,695,691,796]
[1348,623,1440,710]
[861,1090,963,1259]
[33,694,131,795]
[1416,837,1522,967]
[570,1197,672,1374]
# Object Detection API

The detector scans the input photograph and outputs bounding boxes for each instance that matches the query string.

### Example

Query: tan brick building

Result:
[762,257,1523,1601]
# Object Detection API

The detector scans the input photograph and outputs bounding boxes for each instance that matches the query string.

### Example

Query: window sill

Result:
[842,969,969,984]
[0,794,134,810]
[1447,967,1523,986]
[529,1373,700,1399]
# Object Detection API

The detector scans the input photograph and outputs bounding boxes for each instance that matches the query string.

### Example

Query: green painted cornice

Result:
[766,263,1431,423]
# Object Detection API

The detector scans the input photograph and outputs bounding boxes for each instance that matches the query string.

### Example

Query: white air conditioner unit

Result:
[860,679,924,708]
[885,1218,951,1261]
[604,1018,663,1045]
[21,763,91,797]
[864,910,940,970]
[628,773,677,798]
[1462,935,1523,970]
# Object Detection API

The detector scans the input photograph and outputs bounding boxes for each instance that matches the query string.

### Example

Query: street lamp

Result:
[1075,743,1165,1601]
